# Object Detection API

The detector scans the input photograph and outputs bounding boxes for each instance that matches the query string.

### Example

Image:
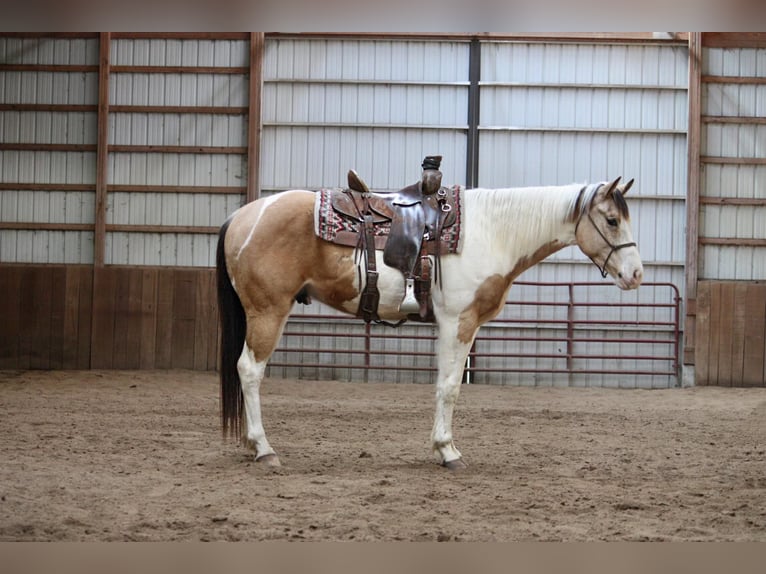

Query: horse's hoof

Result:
[256,453,281,467]
[442,458,467,471]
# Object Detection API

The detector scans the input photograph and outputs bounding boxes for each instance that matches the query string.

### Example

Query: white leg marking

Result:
[431,320,474,464]
[237,344,277,459]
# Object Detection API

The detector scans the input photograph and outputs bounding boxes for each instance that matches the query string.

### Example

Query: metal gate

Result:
[266,281,682,388]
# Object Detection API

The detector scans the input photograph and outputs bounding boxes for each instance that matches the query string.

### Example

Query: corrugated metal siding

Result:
[261,39,469,192]
[699,47,766,280]
[475,41,688,386]
[106,37,249,266]
[0,36,98,264]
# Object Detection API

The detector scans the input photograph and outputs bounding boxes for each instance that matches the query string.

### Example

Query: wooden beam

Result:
[699,237,766,247]
[109,105,248,115]
[94,32,110,268]
[699,197,766,206]
[0,104,97,113]
[0,183,95,192]
[247,32,264,204]
[702,156,766,166]
[702,115,766,125]
[703,75,766,85]
[0,222,92,232]
[108,184,245,195]
[106,224,219,235]
[110,32,249,40]
[0,143,96,152]
[110,65,248,75]
[703,32,766,48]
[108,145,246,155]
[0,64,98,73]
[685,32,702,367]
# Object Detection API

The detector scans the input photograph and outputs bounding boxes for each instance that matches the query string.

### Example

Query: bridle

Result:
[574,184,637,279]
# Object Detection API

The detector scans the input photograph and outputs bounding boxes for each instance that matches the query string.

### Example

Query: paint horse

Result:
[217,176,643,469]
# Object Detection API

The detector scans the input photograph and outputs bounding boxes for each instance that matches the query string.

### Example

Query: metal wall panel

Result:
[105,37,249,266]
[261,38,470,192]
[0,36,99,264]
[699,47,766,280]
[477,41,688,386]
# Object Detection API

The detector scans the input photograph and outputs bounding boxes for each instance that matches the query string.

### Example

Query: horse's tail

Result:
[217,215,245,440]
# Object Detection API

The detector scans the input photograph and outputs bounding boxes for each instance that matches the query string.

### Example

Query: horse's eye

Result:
[606,217,619,227]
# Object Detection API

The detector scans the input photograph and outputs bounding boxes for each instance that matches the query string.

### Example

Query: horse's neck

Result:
[464,185,579,275]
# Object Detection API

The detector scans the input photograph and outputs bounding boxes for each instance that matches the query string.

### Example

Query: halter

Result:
[574,184,637,279]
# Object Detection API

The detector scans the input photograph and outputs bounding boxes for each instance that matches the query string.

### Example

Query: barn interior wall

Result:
[1,33,764,386]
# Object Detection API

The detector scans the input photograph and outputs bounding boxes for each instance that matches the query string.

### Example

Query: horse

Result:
[216,176,643,470]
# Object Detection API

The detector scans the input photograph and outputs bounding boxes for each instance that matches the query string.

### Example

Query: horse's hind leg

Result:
[238,308,291,466]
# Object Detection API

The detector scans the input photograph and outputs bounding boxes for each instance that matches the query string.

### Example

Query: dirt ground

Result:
[0,369,764,541]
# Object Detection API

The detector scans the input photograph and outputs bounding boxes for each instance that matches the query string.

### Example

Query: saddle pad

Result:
[313,187,463,254]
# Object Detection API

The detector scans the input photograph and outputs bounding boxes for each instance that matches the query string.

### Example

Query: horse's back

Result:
[226,190,316,256]
[224,190,361,314]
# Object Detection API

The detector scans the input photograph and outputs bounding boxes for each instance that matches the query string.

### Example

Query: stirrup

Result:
[399,277,420,314]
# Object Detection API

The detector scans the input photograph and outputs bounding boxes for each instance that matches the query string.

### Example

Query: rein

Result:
[574,184,636,279]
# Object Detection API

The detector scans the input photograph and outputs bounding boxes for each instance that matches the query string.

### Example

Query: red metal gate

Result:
[267,282,682,387]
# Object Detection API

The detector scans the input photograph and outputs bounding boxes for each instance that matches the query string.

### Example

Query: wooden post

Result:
[247,32,265,204]
[94,32,110,267]
[684,32,702,366]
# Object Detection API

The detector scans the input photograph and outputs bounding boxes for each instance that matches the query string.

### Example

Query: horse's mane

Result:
[463,184,583,251]
[463,183,629,255]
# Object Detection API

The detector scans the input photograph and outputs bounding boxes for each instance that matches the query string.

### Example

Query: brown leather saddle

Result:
[326,156,459,324]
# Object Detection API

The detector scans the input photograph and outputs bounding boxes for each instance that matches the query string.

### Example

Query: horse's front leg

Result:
[431,319,475,470]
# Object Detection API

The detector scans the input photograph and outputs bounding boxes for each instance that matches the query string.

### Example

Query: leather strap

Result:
[358,213,381,323]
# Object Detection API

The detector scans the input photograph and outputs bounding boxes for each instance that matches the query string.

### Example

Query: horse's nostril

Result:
[618,272,623,278]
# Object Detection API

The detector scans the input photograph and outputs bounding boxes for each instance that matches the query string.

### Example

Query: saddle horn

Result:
[347,169,371,194]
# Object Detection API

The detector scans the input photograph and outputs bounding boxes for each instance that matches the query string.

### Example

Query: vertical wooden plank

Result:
[90,266,117,369]
[193,269,212,371]
[730,282,748,385]
[125,268,144,369]
[716,282,735,386]
[48,266,67,369]
[743,283,766,386]
[208,270,220,371]
[707,282,723,386]
[0,267,22,368]
[111,267,132,369]
[139,268,158,369]
[77,266,93,369]
[695,281,711,385]
[154,268,174,369]
[171,269,197,369]
[63,266,82,368]
[17,268,37,370]
[29,268,53,369]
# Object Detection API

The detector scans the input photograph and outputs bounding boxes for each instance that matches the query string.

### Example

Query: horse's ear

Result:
[619,178,635,196]
[602,177,622,198]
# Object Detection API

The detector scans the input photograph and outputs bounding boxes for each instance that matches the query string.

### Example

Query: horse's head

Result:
[574,177,643,290]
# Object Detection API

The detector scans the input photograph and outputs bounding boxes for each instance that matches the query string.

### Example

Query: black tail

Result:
[217,216,245,440]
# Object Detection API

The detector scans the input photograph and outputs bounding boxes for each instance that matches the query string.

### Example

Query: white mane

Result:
[460,184,590,269]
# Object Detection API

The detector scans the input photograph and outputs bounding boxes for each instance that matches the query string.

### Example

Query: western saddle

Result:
[327,156,459,324]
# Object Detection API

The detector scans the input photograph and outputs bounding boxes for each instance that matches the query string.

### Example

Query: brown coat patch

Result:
[456,240,566,344]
